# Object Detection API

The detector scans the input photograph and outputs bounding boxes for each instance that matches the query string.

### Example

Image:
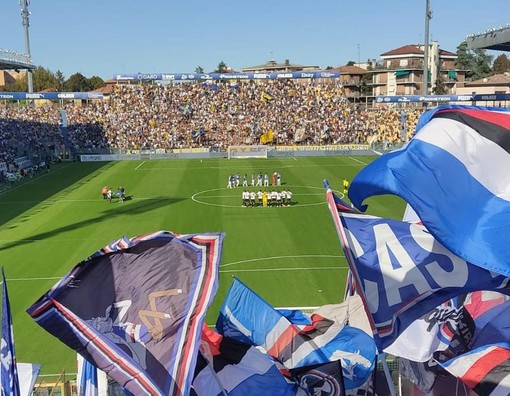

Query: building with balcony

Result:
[329,65,367,99]
[368,43,465,96]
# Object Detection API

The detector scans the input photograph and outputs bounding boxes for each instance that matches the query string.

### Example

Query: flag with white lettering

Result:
[348,105,510,277]
[324,184,510,351]
[1,268,20,396]
[27,231,224,396]
[384,204,474,362]
[216,278,376,390]
[441,342,510,395]
[385,304,474,362]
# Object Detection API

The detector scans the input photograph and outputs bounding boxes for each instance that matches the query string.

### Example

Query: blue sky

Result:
[3,0,510,81]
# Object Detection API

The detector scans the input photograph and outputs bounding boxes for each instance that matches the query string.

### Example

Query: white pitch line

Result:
[134,161,146,170]
[135,163,355,171]
[348,156,369,166]
[220,266,347,273]
[221,254,345,268]
[4,266,347,281]
[8,276,61,281]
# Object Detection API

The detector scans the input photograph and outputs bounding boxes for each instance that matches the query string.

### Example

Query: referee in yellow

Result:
[342,178,349,195]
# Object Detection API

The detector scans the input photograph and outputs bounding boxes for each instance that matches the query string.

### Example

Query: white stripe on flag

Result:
[445,345,499,377]
[264,317,289,351]
[489,373,510,395]
[415,117,510,200]
[225,306,253,338]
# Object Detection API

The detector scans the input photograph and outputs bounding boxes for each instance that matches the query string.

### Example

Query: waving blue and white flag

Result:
[348,105,510,277]
[325,185,510,351]
[216,278,376,390]
[1,268,20,396]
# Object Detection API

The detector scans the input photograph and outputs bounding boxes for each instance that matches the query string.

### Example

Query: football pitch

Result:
[0,156,405,376]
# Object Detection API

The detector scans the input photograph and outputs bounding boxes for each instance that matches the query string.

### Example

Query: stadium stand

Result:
[1,81,424,157]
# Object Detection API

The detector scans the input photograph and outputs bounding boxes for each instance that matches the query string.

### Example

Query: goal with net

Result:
[227,145,268,159]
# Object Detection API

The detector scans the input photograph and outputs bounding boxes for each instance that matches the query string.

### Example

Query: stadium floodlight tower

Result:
[20,0,33,93]
[422,0,432,95]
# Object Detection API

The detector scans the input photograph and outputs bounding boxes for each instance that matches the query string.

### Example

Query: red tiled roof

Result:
[381,45,424,56]
[381,44,457,58]
[439,49,457,57]
[330,65,367,75]
[92,84,114,94]
[466,73,510,85]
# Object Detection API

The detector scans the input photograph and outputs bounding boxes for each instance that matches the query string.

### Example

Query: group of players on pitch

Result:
[101,186,126,202]
[228,171,282,189]
[242,189,293,207]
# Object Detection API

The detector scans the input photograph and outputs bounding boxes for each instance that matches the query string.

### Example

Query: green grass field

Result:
[0,156,406,378]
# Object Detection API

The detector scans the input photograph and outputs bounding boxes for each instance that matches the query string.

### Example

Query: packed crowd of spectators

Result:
[0,106,61,182]
[64,81,424,150]
[0,80,425,173]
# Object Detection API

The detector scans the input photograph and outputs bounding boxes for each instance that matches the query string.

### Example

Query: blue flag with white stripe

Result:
[348,105,510,278]
[325,185,510,351]
[1,267,20,396]
[216,278,376,390]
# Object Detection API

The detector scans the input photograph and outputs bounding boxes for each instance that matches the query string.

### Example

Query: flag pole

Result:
[203,354,228,396]
[379,354,397,396]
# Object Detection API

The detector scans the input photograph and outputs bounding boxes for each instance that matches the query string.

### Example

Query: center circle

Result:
[191,185,344,208]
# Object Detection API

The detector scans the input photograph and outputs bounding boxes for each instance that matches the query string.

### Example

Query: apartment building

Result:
[368,42,465,96]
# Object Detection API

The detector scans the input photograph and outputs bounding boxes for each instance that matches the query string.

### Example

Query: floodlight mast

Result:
[20,0,33,93]
[422,0,432,95]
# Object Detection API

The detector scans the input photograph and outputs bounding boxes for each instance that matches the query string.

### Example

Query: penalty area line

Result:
[348,156,369,166]
[134,161,146,170]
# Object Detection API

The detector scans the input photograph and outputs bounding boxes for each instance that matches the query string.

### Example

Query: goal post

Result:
[227,145,268,159]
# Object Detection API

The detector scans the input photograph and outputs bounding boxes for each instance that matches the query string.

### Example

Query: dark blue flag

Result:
[325,183,510,351]
[1,267,20,396]
[27,231,224,396]
[290,360,345,396]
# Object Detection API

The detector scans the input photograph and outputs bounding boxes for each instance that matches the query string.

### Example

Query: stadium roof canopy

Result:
[466,27,510,51]
[0,49,36,71]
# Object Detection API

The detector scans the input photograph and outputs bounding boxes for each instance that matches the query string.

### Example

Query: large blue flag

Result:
[1,267,20,396]
[347,105,510,277]
[325,184,510,351]
[216,278,376,390]
[27,231,224,396]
